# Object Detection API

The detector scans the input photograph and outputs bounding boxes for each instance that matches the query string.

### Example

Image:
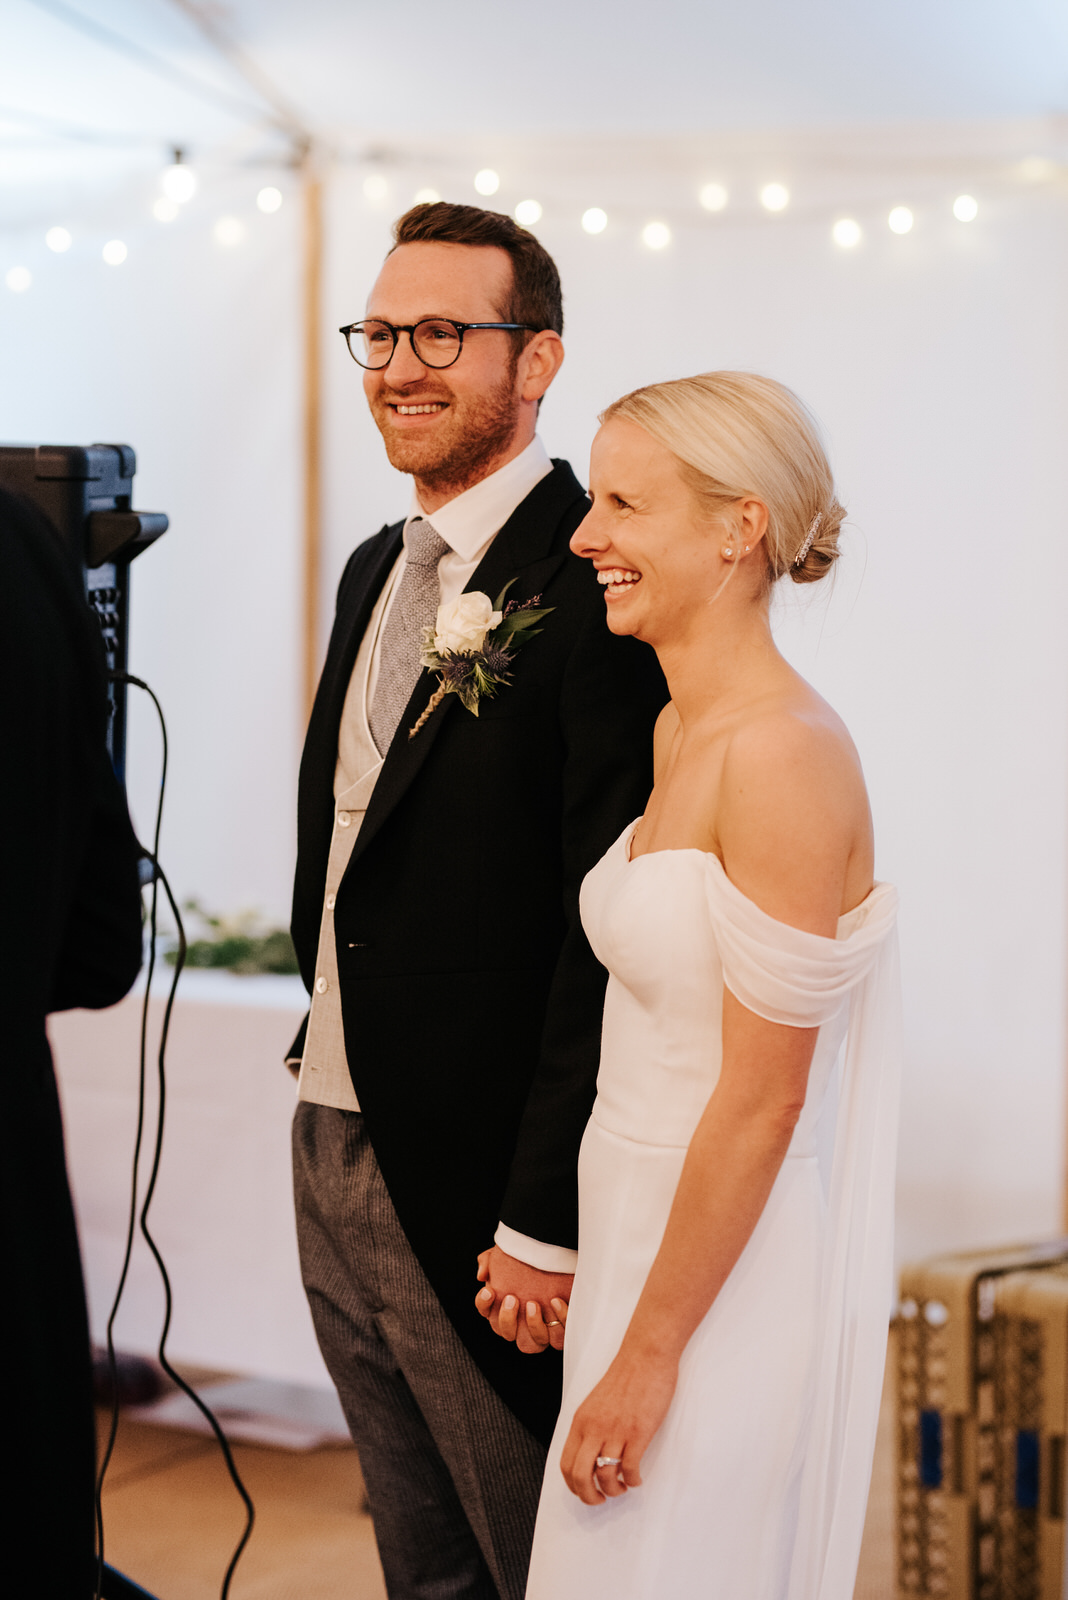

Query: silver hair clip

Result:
[794,511,823,567]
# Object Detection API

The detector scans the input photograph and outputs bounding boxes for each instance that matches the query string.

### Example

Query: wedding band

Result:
[547,1319,562,1328]
[595,1455,622,1468]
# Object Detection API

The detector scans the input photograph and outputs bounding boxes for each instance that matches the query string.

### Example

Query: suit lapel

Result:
[348,461,586,868]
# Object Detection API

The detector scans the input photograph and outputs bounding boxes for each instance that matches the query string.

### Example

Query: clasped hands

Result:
[474,1245,572,1354]
[475,1245,678,1504]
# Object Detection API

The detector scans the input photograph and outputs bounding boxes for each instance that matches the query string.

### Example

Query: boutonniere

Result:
[408,581,554,739]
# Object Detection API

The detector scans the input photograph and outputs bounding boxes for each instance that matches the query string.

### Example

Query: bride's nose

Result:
[570,502,607,560]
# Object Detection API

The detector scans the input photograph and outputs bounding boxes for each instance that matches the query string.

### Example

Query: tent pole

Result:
[302,162,323,723]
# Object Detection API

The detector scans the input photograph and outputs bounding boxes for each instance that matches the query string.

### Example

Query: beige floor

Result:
[99,1336,896,1598]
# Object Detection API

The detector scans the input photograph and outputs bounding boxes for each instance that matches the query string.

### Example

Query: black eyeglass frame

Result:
[339,317,539,370]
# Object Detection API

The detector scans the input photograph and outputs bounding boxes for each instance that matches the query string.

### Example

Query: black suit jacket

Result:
[0,486,144,1593]
[291,460,665,1443]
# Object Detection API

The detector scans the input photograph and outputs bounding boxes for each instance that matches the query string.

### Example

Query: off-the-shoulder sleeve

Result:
[706,855,903,1600]
[705,856,899,1028]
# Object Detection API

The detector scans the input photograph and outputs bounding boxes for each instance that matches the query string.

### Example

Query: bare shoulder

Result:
[716,692,873,933]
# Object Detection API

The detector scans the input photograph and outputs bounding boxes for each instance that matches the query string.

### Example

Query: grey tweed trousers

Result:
[292,1102,548,1600]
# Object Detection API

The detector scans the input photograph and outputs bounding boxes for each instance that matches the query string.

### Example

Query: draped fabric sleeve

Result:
[706,860,903,1600]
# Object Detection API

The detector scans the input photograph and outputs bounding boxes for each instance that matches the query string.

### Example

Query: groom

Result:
[289,201,664,1599]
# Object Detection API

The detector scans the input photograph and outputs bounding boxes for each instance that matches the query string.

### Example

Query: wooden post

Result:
[302,163,323,724]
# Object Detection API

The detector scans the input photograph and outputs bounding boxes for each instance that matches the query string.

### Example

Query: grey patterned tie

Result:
[369,517,451,755]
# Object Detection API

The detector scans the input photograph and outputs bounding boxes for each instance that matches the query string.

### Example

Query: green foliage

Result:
[166,901,300,975]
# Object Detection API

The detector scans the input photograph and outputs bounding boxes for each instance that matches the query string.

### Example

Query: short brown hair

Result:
[391,202,563,336]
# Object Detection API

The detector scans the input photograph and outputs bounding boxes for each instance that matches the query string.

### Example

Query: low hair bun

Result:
[788,498,845,585]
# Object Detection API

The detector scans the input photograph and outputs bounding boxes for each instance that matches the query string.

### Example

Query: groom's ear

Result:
[518,330,565,405]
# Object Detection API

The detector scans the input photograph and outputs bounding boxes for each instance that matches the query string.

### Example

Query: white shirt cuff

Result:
[493,1222,578,1275]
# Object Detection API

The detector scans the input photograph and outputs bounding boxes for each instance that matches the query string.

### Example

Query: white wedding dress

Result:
[526,822,901,1600]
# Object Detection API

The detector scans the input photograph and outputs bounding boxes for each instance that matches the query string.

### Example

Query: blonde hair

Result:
[601,371,844,585]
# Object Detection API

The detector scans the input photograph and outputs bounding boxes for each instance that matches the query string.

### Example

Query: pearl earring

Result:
[723,546,734,559]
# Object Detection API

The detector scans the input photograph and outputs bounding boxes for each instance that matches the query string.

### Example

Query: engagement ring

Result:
[595,1456,622,1468]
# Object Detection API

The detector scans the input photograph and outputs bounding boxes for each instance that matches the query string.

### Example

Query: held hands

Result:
[474,1246,572,1355]
[559,1348,678,1505]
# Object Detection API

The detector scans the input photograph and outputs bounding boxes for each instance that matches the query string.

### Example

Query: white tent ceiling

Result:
[2,0,1067,178]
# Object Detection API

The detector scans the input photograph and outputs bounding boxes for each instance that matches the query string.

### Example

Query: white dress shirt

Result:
[297,435,577,1273]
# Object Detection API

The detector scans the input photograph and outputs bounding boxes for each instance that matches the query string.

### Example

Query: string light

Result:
[162,162,196,204]
[18,150,1036,283]
[642,221,671,250]
[214,217,245,247]
[1018,157,1057,183]
[832,218,862,248]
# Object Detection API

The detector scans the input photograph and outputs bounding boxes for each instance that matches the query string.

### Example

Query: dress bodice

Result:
[580,821,898,1156]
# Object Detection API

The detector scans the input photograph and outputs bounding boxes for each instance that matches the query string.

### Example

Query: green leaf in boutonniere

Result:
[408,583,555,738]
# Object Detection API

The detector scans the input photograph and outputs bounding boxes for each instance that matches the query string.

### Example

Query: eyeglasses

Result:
[339,317,537,370]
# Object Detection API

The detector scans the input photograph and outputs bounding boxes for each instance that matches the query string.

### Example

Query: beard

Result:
[368,363,524,500]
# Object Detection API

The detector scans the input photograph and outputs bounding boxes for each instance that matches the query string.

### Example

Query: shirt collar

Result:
[404,436,553,562]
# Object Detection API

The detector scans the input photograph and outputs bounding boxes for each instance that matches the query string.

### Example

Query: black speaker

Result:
[0,443,168,784]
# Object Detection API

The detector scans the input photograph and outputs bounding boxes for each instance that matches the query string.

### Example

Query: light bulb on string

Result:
[514,199,542,226]
[581,207,607,234]
[214,217,245,248]
[888,206,913,234]
[102,241,127,266]
[162,154,196,205]
[5,266,31,292]
[953,194,978,222]
[474,169,500,196]
[1018,157,1057,184]
[832,218,862,249]
[46,227,71,252]
[257,187,283,214]
[760,183,789,212]
[413,188,440,205]
[642,221,671,251]
[699,183,728,212]
[363,174,389,205]
[153,197,178,223]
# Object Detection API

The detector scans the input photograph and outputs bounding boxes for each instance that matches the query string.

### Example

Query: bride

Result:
[498,373,901,1598]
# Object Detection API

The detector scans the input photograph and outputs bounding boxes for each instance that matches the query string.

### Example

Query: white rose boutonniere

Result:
[409,580,554,739]
[433,591,503,655]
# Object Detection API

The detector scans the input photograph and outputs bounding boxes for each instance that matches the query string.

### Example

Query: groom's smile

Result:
[361,239,531,506]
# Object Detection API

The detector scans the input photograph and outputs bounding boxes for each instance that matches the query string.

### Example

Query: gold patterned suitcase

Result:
[990,1264,1068,1600]
[897,1240,1068,1599]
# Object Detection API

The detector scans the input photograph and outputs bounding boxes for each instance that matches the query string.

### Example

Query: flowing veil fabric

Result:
[706,861,902,1599]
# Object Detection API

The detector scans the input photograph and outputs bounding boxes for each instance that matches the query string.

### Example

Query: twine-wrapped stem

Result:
[408,682,448,740]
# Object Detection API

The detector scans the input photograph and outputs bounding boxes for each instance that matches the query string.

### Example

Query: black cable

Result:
[95,672,254,1600]
[94,673,168,1598]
